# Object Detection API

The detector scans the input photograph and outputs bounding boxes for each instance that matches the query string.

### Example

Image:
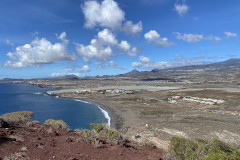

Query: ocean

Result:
[0,83,109,130]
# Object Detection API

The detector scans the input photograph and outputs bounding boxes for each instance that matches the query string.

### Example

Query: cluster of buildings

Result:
[182,96,224,105]
[168,96,224,105]
[75,89,134,95]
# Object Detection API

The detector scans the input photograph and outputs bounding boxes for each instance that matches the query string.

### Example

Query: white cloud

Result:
[76,29,115,63]
[144,30,174,48]
[76,39,113,63]
[81,65,90,72]
[139,56,150,63]
[51,72,81,77]
[128,47,140,57]
[81,0,143,35]
[174,3,189,17]
[82,0,125,29]
[98,28,118,45]
[123,21,142,36]
[175,32,203,43]
[132,55,207,70]
[5,32,76,68]
[224,32,237,38]
[132,62,142,68]
[174,32,221,43]
[119,40,131,52]
[76,28,139,63]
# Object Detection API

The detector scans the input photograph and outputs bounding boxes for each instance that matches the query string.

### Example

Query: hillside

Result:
[0,112,163,160]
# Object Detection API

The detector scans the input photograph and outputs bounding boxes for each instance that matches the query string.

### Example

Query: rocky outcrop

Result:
[0,118,9,128]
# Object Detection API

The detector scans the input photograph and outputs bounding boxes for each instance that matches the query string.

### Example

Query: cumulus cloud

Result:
[123,21,143,36]
[224,32,237,38]
[132,62,142,68]
[174,4,189,17]
[76,40,113,63]
[119,40,131,52]
[5,32,76,68]
[174,32,221,43]
[81,65,90,72]
[139,56,151,63]
[81,0,142,35]
[127,47,140,57]
[174,0,189,17]
[76,28,139,63]
[98,28,118,45]
[144,30,174,48]
[82,0,125,29]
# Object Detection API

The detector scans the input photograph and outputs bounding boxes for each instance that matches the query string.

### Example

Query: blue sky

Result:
[0,0,239,79]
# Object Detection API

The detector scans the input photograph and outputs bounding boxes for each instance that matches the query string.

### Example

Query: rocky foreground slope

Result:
[0,112,164,160]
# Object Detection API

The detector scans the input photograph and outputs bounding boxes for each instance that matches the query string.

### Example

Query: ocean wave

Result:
[97,106,111,126]
[74,99,111,126]
[75,99,90,104]
[34,92,42,95]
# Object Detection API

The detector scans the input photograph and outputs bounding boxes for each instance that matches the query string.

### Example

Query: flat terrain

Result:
[17,78,240,150]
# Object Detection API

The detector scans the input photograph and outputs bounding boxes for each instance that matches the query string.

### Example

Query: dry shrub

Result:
[44,119,70,130]
[0,111,33,126]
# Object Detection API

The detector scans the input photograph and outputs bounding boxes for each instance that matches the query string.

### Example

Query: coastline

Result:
[1,82,114,130]
[74,99,113,128]
[46,90,115,129]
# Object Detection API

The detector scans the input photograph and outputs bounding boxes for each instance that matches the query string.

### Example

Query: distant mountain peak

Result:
[124,70,139,75]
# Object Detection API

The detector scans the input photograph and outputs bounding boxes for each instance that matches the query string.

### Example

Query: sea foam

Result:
[75,99,111,126]
[75,99,90,104]
[97,106,111,126]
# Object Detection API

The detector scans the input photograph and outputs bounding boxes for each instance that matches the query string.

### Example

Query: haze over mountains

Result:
[1,58,240,81]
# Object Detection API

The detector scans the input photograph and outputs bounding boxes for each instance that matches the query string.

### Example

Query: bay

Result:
[0,83,108,130]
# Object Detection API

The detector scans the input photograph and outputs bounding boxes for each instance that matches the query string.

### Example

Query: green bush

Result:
[44,119,70,130]
[89,123,126,145]
[90,123,104,133]
[104,129,118,140]
[0,111,33,126]
[169,136,240,160]
[83,129,91,136]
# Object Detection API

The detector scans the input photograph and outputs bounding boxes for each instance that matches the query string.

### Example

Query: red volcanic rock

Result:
[0,123,164,160]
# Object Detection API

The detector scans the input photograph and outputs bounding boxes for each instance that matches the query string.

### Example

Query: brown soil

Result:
[0,123,164,160]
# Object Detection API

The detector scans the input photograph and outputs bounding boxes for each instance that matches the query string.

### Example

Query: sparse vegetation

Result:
[44,119,70,130]
[140,109,173,116]
[168,136,240,160]
[90,123,119,140]
[80,123,126,147]
[0,111,33,126]
[26,120,40,127]
[90,123,104,133]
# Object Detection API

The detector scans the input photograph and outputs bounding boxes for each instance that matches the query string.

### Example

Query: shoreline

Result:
[45,91,114,129]
[1,82,114,130]
[74,99,113,128]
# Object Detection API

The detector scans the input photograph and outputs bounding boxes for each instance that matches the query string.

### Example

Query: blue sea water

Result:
[0,83,108,130]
